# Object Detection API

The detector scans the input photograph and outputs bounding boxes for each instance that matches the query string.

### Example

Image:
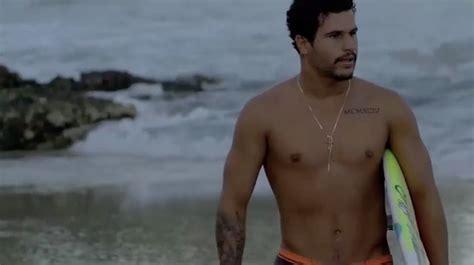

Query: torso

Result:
[261,77,391,264]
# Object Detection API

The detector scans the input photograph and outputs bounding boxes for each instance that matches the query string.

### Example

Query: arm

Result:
[387,92,449,265]
[215,97,268,265]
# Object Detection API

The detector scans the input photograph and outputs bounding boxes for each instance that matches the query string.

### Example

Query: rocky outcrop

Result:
[0,65,146,151]
[0,88,136,151]
[1,64,220,94]
[0,64,221,151]
[1,65,159,92]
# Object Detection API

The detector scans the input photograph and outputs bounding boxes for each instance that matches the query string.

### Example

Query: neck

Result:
[299,67,352,99]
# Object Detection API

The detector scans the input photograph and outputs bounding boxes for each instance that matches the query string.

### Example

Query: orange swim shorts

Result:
[274,248,393,265]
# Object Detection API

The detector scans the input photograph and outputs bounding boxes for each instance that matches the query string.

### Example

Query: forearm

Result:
[414,191,449,265]
[215,205,247,265]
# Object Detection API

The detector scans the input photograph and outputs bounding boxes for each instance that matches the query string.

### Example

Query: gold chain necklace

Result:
[296,75,352,172]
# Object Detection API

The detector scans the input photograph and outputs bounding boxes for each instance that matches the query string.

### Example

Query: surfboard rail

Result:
[384,149,430,265]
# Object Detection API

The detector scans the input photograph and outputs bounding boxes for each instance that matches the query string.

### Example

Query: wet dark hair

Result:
[286,0,356,53]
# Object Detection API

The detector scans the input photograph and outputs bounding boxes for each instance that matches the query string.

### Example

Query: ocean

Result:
[0,0,473,264]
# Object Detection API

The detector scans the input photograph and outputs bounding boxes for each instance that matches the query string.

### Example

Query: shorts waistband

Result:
[278,248,393,265]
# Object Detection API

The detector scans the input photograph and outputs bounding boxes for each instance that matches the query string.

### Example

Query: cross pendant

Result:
[326,135,334,172]
[326,135,334,151]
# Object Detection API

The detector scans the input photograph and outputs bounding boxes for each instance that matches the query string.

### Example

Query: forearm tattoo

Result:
[216,209,245,265]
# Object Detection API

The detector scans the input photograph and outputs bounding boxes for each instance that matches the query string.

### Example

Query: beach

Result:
[0,171,473,264]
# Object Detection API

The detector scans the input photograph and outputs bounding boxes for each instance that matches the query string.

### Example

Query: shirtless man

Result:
[215,1,448,264]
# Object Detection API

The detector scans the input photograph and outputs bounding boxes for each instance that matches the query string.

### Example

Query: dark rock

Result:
[0,64,41,89]
[20,79,41,88]
[161,80,203,93]
[9,94,36,107]
[79,70,157,91]
[0,65,22,88]
[1,65,159,93]
[47,76,78,91]
[0,87,136,151]
[161,73,220,93]
[181,73,220,85]
[0,113,26,150]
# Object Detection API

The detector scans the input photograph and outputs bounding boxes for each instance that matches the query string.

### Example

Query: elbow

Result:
[217,193,248,223]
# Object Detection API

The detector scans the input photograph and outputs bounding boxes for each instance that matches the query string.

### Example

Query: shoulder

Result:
[250,78,293,104]
[235,79,290,137]
[355,78,418,133]
[237,78,293,132]
[355,78,414,120]
[353,78,401,101]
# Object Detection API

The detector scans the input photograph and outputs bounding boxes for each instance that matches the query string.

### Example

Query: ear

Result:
[295,35,312,55]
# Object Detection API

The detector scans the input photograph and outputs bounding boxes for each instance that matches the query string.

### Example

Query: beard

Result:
[332,71,354,81]
[308,52,357,81]
[320,63,355,81]
[330,54,357,81]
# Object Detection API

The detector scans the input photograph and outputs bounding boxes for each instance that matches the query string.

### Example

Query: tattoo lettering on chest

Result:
[344,107,380,115]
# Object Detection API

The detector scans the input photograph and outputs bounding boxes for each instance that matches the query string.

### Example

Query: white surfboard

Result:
[384,149,430,265]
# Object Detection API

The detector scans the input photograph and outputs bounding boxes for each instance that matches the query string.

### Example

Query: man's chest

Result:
[266,105,389,170]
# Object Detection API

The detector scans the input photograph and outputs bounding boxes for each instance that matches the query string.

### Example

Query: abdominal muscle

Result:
[267,166,390,264]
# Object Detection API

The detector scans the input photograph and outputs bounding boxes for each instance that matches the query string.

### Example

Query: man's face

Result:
[300,10,358,80]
